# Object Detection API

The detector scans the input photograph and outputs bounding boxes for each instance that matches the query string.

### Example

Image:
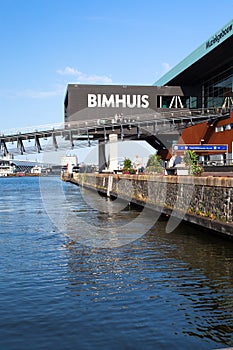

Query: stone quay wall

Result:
[64,173,233,238]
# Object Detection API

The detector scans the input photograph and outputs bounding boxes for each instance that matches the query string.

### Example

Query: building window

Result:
[157,96,197,109]
[204,66,233,110]
[215,126,224,132]
[215,123,233,132]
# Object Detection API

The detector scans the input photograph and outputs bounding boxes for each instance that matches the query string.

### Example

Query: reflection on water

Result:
[40,176,159,248]
[64,219,233,348]
[0,177,233,350]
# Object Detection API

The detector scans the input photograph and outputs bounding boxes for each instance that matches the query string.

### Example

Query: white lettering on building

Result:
[87,94,149,108]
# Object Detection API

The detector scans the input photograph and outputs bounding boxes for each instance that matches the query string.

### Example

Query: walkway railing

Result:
[0,108,226,138]
[0,108,230,156]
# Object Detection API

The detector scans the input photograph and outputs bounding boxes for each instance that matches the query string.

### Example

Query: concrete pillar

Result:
[108,134,118,172]
[98,140,107,172]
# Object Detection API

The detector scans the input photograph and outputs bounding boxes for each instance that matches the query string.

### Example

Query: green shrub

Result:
[183,150,203,176]
[145,154,163,174]
[122,158,135,174]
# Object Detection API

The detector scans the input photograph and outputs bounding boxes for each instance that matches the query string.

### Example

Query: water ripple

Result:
[0,177,233,350]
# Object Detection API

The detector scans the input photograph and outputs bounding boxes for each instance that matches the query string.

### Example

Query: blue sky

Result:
[0,0,232,132]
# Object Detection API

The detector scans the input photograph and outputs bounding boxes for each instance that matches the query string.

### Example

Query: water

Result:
[0,176,233,350]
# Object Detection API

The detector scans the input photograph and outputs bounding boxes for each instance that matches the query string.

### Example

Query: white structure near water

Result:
[61,155,78,174]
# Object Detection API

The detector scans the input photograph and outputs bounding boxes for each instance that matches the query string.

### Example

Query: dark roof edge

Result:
[154,18,233,86]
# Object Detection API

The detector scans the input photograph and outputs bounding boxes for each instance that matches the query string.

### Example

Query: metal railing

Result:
[1,108,227,138]
[0,108,230,157]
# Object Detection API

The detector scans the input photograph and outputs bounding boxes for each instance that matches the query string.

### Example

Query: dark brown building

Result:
[64,84,191,123]
[64,19,233,164]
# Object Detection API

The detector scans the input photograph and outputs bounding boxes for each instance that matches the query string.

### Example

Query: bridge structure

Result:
[0,109,229,169]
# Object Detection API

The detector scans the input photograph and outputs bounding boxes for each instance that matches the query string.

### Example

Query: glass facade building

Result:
[154,19,233,164]
[154,19,233,113]
[204,66,233,110]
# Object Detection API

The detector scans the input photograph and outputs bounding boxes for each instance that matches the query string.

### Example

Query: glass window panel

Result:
[204,66,233,109]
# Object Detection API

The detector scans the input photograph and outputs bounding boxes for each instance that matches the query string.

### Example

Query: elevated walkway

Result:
[0,109,229,156]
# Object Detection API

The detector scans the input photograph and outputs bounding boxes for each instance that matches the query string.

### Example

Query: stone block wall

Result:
[70,173,233,237]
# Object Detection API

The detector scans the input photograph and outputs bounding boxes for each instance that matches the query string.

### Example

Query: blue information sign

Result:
[173,144,228,151]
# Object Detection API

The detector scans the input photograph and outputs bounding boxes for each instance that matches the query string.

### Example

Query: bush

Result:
[145,154,163,174]
[183,150,203,176]
[123,158,132,171]
[122,158,135,174]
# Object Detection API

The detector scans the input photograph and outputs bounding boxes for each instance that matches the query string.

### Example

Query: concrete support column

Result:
[98,140,107,172]
[108,134,118,172]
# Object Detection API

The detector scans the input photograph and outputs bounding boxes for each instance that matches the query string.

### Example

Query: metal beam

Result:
[17,137,25,155]
[35,135,42,153]
[69,130,74,148]
[120,124,124,141]
[1,139,8,156]
[137,125,141,138]
[52,132,58,150]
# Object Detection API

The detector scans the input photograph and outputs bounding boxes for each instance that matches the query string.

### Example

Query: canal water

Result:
[0,176,233,350]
